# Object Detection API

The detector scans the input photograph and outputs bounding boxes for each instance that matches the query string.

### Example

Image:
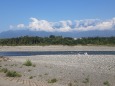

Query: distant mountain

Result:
[0,29,115,38]
[0,30,51,38]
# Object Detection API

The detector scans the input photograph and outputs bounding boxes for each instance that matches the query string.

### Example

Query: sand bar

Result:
[0,46,115,51]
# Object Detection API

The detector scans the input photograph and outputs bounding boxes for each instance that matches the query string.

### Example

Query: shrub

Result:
[23,59,32,66]
[29,76,33,79]
[103,81,110,86]
[48,78,57,83]
[0,68,8,73]
[6,71,21,77]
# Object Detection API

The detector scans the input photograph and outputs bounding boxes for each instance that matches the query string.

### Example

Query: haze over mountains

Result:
[0,29,115,38]
[0,17,115,38]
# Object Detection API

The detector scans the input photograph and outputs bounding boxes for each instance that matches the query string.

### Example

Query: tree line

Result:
[0,35,115,46]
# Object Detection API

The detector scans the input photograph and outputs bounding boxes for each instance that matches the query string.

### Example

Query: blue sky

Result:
[0,0,115,36]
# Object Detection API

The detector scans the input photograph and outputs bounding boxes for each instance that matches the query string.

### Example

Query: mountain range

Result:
[0,30,115,38]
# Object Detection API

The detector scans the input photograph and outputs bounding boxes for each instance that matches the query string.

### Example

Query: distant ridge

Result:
[0,29,115,38]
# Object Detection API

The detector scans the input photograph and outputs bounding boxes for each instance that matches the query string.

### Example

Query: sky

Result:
[0,0,115,36]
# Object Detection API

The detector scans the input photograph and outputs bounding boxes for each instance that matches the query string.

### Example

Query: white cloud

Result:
[12,17,115,32]
[9,24,25,30]
[17,24,25,28]
[74,18,115,31]
[55,20,72,32]
[29,17,54,32]
[95,18,115,30]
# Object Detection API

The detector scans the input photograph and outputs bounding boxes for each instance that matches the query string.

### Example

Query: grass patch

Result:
[103,81,110,86]
[23,59,32,66]
[0,68,21,77]
[6,70,21,77]
[48,78,57,83]
[23,59,36,67]
[0,68,8,73]
[29,76,33,79]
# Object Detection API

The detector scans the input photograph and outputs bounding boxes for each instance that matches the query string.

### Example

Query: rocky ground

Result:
[0,54,115,86]
[0,46,115,86]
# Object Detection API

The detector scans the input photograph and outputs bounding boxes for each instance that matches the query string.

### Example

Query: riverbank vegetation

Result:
[0,35,115,46]
[0,68,21,77]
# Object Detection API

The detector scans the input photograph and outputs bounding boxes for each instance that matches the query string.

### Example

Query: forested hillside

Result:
[0,35,115,46]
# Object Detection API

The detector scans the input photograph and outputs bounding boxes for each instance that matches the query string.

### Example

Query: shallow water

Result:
[0,51,115,56]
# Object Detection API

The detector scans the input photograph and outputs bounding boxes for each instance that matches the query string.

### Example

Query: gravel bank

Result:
[0,46,115,86]
[0,55,114,86]
[0,46,115,51]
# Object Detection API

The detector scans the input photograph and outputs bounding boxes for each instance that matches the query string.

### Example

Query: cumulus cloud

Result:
[29,17,54,32]
[54,20,73,32]
[95,19,115,30]
[11,17,115,32]
[9,24,25,30]
[17,24,25,28]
